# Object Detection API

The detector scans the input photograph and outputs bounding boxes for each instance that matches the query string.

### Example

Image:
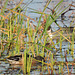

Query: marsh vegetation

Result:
[0,0,75,75]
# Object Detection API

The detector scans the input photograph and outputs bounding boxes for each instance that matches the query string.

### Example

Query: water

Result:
[0,0,75,74]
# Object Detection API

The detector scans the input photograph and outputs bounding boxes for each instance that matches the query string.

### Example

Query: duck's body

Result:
[7,54,45,66]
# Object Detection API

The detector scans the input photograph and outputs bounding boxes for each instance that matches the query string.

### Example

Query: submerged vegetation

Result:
[0,0,75,74]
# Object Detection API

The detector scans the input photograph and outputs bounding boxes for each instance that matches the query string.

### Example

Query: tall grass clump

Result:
[0,0,75,74]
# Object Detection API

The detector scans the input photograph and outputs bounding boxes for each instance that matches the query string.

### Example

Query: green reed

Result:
[60,30,63,50]
[71,30,74,55]
[23,50,32,74]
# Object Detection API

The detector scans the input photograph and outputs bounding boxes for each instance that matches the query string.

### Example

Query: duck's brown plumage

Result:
[7,54,45,65]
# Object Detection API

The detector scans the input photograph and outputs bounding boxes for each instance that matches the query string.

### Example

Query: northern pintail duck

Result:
[7,54,45,66]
